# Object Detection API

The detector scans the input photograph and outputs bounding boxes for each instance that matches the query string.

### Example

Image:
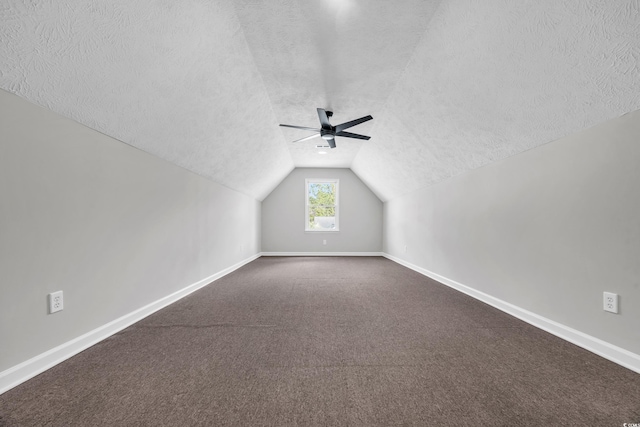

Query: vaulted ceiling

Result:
[2,1,639,201]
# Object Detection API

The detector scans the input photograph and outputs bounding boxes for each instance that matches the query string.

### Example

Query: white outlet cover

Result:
[603,292,618,314]
[49,291,64,314]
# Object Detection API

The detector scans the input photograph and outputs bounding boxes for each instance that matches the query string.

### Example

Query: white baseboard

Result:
[383,253,640,374]
[0,253,261,395]
[260,252,383,256]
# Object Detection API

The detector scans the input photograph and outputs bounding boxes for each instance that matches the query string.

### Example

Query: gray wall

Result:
[383,111,640,355]
[262,168,382,253]
[0,90,261,371]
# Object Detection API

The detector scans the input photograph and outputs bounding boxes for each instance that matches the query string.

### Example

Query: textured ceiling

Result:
[1,0,639,201]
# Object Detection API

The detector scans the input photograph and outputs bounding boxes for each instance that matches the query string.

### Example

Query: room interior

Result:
[1,0,639,422]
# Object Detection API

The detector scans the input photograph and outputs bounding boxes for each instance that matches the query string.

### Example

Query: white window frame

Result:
[305,178,339,232]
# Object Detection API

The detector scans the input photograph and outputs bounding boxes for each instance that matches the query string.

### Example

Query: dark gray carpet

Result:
[1,256,639,426]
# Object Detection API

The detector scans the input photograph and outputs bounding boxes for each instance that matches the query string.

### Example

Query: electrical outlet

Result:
[49,291,63,314]
[603,292,618,314]
[323,239,327,245]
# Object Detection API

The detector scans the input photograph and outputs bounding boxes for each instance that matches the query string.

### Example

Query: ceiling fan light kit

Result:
[280,108,373,149]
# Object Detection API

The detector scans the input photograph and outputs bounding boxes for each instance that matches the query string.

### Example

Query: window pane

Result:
[308,206,336,230]
[309,206,335,217]
[308,183,336,206]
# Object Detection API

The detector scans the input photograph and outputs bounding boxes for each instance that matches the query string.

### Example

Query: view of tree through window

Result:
[306,179,339,231]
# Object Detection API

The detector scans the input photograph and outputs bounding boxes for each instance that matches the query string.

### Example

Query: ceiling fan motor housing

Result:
[321,131,335,140]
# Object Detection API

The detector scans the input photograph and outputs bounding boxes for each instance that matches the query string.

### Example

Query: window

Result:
[305,179,339,231]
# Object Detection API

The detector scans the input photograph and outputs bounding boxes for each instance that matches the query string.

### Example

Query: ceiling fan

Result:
[280,108,373,149]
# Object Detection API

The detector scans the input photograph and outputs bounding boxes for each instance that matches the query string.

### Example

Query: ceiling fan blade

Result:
[292,133,320,143]
[335,115,373,133]
[335,131,370,140]
[328,138,336,149]
[317,108,332,129]
[280,124,321,132]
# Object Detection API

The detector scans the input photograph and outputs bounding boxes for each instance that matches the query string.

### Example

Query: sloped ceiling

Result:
[1,0,639,201]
